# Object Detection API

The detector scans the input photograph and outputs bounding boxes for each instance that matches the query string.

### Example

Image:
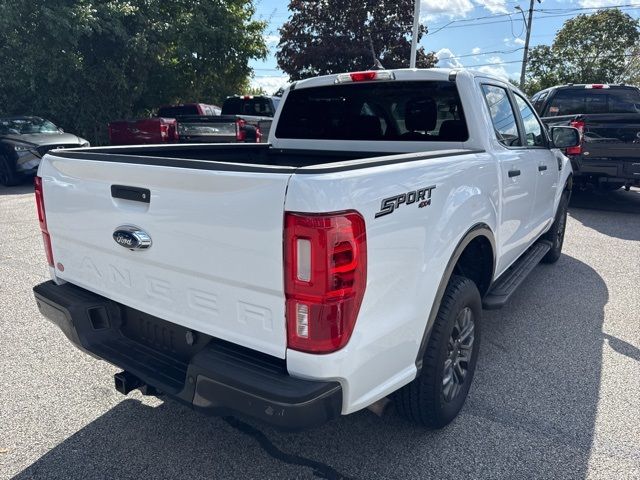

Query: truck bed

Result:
[53,143,478,172]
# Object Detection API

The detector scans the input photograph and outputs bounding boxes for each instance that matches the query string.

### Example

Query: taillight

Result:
[566,119,585,155]
[284,211,367,354]
[236,118,246,142]
[34,176,54,267]
[159,123,169,141]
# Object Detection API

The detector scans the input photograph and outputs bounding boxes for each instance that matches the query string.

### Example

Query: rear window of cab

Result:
[275,81,469,142]
[544,87,640,116]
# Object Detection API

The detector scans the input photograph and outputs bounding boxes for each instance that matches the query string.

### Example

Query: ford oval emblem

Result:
[113,225,152,250]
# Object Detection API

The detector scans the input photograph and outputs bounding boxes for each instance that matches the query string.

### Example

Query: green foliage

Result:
[526,9,639,93]
[0,0,267,144]
[276,0,437,81]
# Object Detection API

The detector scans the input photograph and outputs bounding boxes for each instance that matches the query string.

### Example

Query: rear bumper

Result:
[571,156,640,184]
[33,280,342,430]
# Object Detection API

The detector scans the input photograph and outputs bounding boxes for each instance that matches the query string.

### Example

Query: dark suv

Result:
[532,84,640,191]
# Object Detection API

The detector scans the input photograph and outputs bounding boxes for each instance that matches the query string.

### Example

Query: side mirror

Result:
[58,127,64,133]
[551,126,580,149]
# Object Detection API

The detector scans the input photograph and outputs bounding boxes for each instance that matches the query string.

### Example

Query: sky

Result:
[249,0,640,93]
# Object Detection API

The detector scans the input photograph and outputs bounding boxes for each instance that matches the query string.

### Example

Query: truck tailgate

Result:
[581,114,640,159]
[39,153,291,358]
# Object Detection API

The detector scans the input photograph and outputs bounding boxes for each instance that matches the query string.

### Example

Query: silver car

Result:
[0,116,89,186]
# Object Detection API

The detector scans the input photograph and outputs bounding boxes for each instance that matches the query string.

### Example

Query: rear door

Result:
[39,153,292,358]
[511,92,558,234]
[480,83,538,274]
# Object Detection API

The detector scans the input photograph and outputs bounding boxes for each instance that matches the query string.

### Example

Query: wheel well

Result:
[565,174,573,191]
[452,236,494,296]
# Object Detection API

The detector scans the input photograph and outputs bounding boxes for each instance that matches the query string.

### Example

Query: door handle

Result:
[111,185,150,203]
[538,165,548,172]
[508,169,521,178]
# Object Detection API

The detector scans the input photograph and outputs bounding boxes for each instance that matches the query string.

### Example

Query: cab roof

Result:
[291,68,509,91]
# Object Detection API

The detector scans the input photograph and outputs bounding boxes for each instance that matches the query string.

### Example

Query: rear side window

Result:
[481,84,521,147]
[275,81,468,141]
[544,88,640,116]
[531,90,549,114]
[157,105,199,117]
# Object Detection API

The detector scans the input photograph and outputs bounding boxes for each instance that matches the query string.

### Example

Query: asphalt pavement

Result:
[1,182,639,480]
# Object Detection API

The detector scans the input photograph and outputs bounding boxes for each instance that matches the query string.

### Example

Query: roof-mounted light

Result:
[585,84,609,89]
[335,71,395,84]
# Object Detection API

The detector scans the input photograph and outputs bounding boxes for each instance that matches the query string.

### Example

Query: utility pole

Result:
[410,0,421,68]
[518,0,538,89]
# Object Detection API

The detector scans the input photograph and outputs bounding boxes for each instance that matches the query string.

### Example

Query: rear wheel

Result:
[542,191,569,264]
[0,155,21,186]
[395,275,481,428]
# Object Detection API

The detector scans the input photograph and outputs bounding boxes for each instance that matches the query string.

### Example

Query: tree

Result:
[0,0,267,144]
[525,9,639,93]
[276,0,437,81]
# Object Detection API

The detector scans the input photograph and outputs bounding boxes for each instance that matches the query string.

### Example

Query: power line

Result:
[534,4,640,13]
[471,51,640,69]
[425,5,640,35]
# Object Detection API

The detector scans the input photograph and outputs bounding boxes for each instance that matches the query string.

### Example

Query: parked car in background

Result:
[0,116,89,186]
[532,84,640,191]
[108,103,221,146]
[108,96,278,146]
[33,68,578,430]
[220,95,280,117]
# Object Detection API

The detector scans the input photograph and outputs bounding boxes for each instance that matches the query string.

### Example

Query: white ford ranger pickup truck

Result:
[32,69,579,429]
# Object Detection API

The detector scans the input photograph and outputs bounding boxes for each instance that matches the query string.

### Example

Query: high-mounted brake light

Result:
[284,211,367,354]
[566,119,585,155]
[236,118,246,142]
[34,176,54,267]
[335,71,395,84]
[585,84,609,89]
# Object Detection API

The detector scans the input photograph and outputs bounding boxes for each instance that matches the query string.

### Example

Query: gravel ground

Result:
[1,182,639,480]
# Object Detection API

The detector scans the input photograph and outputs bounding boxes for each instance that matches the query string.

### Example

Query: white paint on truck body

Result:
[38,68,572,414]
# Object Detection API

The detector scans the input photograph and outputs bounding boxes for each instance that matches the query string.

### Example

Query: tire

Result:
[541,191,569,264]
[395,275,482,428]
[0,154,21,186]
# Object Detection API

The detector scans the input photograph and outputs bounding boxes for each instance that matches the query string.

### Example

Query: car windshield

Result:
[157,105,200,117]
[0,117,58,135]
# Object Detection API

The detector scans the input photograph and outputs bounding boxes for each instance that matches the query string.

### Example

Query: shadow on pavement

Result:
[603,334,640,363]
[570,187,640,214]
[568,188,640,241]
[0,182,34,196]
[14,254,608,480]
